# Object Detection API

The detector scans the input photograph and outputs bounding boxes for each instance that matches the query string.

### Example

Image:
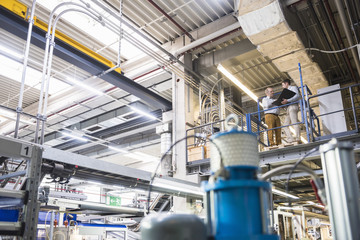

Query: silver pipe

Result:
[334,0,360,80]
[79,203,144,214]
[35,1,91,143]
[49,211,55,240]
[0,170,26,180]
[118,0,123,67]
[14,0,37,138]
[90,0,203,80]
[320,139,360,239]
[39,9,104,144]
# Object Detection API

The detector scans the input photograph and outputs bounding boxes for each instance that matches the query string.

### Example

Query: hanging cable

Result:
[146,134,223,214]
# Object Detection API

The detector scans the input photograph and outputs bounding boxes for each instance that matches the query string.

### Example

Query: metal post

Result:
[304,85,313,142]
[301,209,306,238]
[14,0,37,138]
[349,87,358,132]
[257,99,261,135]
[298,63,310,142]
[246,113,252,133]
[320,138,360,240]
[218,80,225,131]
[49,211,55,240]
[22,145,43,240]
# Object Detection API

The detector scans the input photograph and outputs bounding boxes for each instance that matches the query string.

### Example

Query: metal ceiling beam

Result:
[42,146,203,198]
[0,6,172,111]
[51,110,162,151]
[146,0,195,41]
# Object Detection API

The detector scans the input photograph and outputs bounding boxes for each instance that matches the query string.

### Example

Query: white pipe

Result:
[174,22,240,57]
[14,0,37,138]
[35,2,92,143]
[39,9,104,144]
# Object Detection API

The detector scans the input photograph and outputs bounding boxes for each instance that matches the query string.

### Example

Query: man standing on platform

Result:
[281,79,301,143]
[262,87,281,146]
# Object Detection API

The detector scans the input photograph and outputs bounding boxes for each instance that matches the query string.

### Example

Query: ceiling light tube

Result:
[152,182,204,196]
[307,201,325,208]
[218,64,261,106]
[66,77,104,95]
[61,131,88,142]
[109,146,128,153]
[272,188,299,199]
[129,106,157,120]
[0,45,23,59]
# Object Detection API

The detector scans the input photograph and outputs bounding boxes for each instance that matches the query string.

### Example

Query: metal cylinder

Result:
[141,214,207,240]
[320,138,360,240]
[204,115,278,240]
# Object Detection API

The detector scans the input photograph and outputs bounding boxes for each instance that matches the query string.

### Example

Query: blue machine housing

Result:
[203,129,279,240]
[203,166,278,240]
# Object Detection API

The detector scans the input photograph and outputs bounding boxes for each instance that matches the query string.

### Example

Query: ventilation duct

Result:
[237,0,328,93]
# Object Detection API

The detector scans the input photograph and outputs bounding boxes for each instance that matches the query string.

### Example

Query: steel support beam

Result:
[42,146,203,198]
[0,6,172,111]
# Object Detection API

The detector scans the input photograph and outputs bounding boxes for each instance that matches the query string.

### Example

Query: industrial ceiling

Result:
[0,0,359,202]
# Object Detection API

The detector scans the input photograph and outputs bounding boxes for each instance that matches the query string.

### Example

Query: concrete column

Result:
[172,54,199,213]
[156,112,172,176]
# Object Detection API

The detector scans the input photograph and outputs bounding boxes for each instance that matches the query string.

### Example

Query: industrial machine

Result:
[141,115,279,240]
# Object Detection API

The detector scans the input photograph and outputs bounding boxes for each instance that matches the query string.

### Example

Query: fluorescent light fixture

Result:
[0,45,23,59]
[133,152,159,162]
[272,188,299,199]
[109,146,128,153]
[0,108,15,118]
[66,77,104,95]
[0,55,70,95]
[218,64,263,107]
[129,106,157,120]
[307,201,325,208]
[152,181,204,196]
[61,131,88,142]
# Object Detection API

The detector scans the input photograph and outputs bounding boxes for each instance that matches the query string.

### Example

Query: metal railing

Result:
[307,83,360,141]
[185,64,360,164]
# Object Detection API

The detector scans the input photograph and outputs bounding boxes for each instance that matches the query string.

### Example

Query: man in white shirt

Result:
[262,87,281,146]
[281,79,301,143]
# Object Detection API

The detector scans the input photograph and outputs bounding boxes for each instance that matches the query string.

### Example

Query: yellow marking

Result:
[1,0,121,73]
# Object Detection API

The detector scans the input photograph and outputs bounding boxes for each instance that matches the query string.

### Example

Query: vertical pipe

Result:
[246,113,252,133]
[349,87,358,131]
[298,63,310,142]
[301,209,306,238]
[306,93,313,141]
[334,0,360,81]
[320,138,360,239]
[35,2,72,143]
[322,0,357,82]
[49,211,55,240]
[39,9,103,143]
[218,80,225,131]
[257,99,261,136]
[304,86,313,142]
[14,0,37,138]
